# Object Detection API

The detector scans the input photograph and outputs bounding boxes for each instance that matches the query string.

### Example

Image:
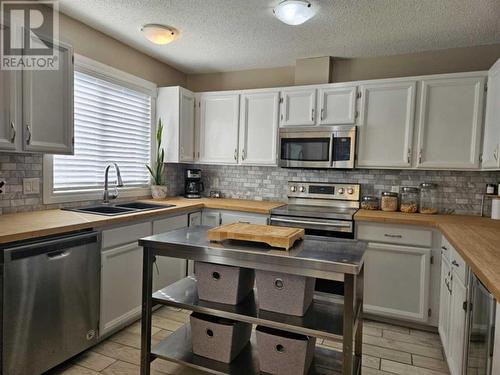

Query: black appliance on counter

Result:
[184,169,204,199]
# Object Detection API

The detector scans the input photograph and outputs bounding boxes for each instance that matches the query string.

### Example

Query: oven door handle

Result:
[271,217,351,228]
[330,133,335,167]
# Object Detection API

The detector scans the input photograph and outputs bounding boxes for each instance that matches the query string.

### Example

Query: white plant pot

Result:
[151,185,167,200]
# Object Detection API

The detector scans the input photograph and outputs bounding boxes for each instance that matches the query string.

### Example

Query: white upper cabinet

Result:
[239,90,280,165]
[482,59,500,170]
[198,93,240,164]
[0,69,21,151]
[157,86,196,163]
[416,75,486,169]
[318,86,357,125]
[356,80,417,168]
[22,37,74,154]
[280,88,316,126]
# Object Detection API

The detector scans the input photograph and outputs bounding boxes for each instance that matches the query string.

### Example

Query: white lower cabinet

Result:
[363,242,431,323]
[439,235,469,375]
[100,214,190,337]
[201,209,222,227]
[152,215,189,292]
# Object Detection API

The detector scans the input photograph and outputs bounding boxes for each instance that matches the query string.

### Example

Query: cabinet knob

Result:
[26,124,31,145]
[234,149,238,161]
[311,108,315,122]
[10,122,16,143]
[320,108,325,121]
[452,260,460,267]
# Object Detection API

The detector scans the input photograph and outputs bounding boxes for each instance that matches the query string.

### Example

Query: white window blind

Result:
[53,70,152,192]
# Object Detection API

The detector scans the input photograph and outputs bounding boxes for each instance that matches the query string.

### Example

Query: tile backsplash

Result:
[166,163,500,216]
[0,152,149,215]
[1,153,499,216]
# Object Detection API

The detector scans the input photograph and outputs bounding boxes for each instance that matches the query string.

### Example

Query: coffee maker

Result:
[184,169,204,199]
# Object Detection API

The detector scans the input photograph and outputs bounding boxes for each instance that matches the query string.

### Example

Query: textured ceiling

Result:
[59,0,500,74]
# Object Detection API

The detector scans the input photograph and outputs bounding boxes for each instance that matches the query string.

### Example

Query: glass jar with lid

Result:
[361,196,379,210]
[400,187,419,213]
[419,183,439,214]
[380,192,398,212]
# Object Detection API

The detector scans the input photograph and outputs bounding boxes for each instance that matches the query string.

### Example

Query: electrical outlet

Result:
[23,178,40,195]
[391,185,400,193]
[0,179,5,195]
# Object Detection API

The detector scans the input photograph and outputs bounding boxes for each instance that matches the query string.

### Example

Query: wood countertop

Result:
[0,197,285,245]
[355,209,500,300]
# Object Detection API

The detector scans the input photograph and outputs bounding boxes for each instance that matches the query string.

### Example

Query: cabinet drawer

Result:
[357,223,432,247]
[450,246,468,285]
[102,222,152,249]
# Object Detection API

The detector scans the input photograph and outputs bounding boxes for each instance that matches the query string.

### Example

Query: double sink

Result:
[67,201,176,216]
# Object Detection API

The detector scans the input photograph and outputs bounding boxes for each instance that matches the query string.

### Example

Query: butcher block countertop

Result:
[355,209,500,301]
[0,197,285,245]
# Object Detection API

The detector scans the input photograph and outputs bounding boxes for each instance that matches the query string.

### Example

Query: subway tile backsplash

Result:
[0,153,499,217]
[166,163,500,216]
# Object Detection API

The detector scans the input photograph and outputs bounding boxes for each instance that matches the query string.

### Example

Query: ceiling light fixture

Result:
[141,24,179,45]
[273,0,315,26]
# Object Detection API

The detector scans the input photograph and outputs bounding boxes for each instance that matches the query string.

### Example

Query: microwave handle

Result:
[330,133,335,167]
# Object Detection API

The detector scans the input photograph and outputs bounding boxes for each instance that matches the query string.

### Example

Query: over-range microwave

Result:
[279,125,356,169]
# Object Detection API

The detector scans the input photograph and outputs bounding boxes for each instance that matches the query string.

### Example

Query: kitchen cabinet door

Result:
[356,81,417,168]
[100,242,143,336]
[416,75,485,169]
[364,242,431,323]
[239,91,280,165]
[318,86,357,125]
[280,88,316,126]
[439,255,452,356]
[0,69,21,151]
[152,215,189,292]
[201,209,221,227]
[448,275,468,375]
[482,59,500,170]
[179,88,196,162]
[198,93,240,164]
[22,37,74,154]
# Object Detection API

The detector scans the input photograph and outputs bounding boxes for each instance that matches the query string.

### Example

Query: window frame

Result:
[43,54,158,204]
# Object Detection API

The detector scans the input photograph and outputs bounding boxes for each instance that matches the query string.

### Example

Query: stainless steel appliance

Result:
[2,230,100,375]
[185,169,204,199]
[270,181,360,239]
[271,181,360,296]
[466,274,496,375]
[278,125,356,169]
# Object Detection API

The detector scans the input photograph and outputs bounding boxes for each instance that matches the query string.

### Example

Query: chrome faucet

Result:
[103,163,124,204]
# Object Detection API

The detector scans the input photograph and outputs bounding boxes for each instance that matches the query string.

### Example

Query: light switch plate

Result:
[23,178,40,195]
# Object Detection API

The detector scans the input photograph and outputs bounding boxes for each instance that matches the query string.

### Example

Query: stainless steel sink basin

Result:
[115,202,175,210]
[65,201,176,216]
[74,205,136,216]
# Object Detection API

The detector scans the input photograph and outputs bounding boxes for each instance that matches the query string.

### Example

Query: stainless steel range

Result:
[270,181,360,239]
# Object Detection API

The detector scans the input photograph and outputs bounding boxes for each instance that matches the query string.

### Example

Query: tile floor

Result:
[49,307,450,375]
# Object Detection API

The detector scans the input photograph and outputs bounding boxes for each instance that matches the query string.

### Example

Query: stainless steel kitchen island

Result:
[139,225,366,375]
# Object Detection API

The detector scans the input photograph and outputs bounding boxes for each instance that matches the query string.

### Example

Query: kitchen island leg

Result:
[354,264,364,373]
[140,248,154,375]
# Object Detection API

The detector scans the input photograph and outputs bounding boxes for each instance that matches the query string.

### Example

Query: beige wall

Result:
[332,44,500,83]
[59,13,186,86]
[186,66,295,92]
[186,44,500,91]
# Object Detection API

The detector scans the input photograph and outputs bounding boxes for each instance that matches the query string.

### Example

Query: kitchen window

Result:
[43,56,157,204]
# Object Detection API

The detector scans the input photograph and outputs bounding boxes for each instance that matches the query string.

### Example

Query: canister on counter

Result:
[380,192,398,212]
[400,187,419,213]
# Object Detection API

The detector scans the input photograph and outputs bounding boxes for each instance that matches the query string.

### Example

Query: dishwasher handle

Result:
[47,250,70,260]
[3,231,99,262]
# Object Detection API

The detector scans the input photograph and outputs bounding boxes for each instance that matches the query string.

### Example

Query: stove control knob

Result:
[290,185,297,192]
[299,186,306,193]
[347,188,354,195]
[338,188,345,195]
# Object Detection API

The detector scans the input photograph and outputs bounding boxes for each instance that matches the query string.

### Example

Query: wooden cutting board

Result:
[207,223,304,250]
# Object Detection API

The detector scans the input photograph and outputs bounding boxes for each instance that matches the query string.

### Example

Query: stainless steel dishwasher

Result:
[2,230,100,375]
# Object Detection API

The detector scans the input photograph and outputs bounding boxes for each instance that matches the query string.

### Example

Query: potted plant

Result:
[147,118,167,199]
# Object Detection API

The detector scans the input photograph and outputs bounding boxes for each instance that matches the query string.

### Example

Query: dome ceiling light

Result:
[141,24,179,45]
[273,0,315,26]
